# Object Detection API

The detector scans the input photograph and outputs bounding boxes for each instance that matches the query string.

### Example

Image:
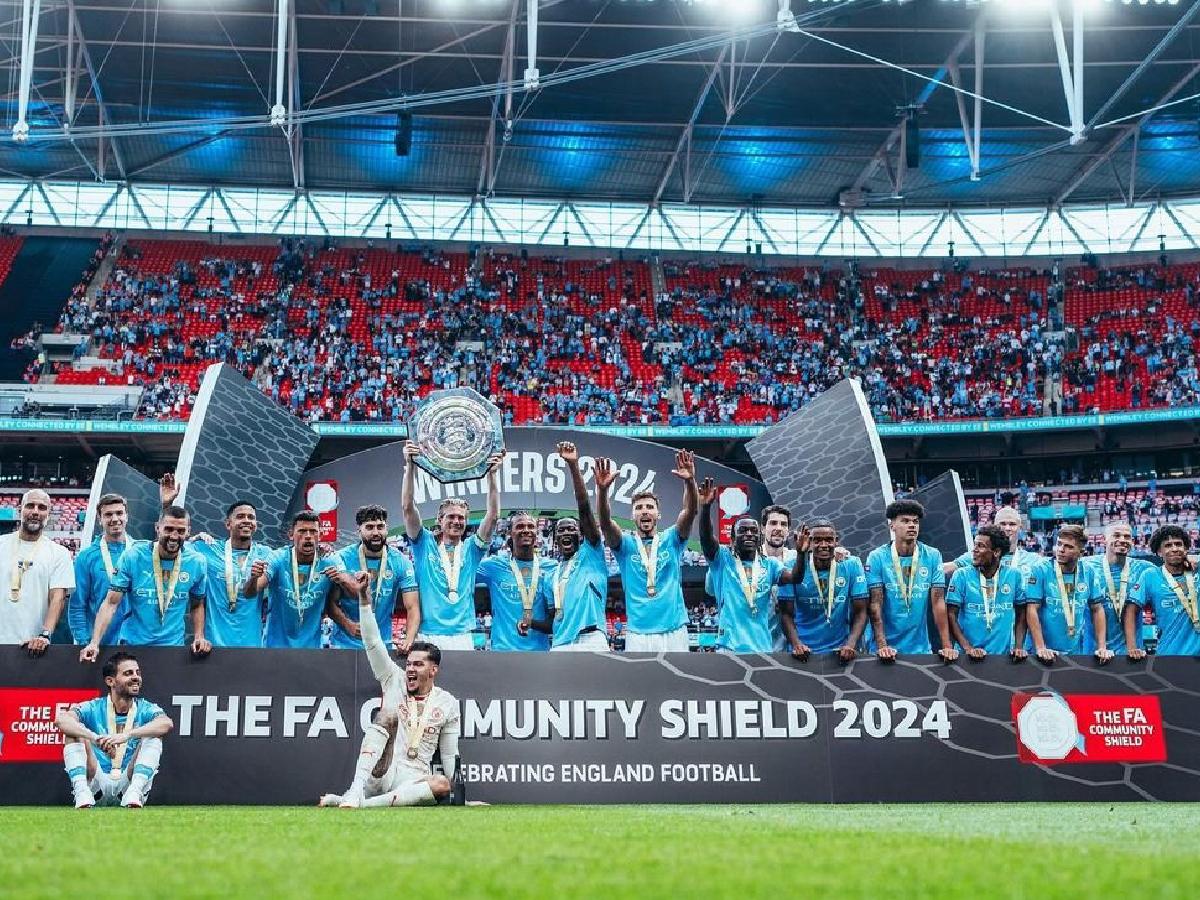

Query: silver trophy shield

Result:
[408,387,505,483]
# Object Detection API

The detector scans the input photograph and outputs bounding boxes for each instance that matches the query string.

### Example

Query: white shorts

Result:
[624,626,690,653]
[366,759,435,803]
[88,770,131,807]
[551,631,610,652]
[416,632,475,652]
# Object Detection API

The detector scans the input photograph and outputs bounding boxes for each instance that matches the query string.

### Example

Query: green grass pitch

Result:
[3,804,1197,898]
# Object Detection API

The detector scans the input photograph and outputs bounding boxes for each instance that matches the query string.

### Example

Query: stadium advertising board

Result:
[2,649,1197,805]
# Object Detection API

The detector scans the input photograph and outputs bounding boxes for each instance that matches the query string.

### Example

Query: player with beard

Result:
[541,442,609,651]
[329,505,420,652]
[945,525,1027,659]
[698,479,808,653]
[321,573,461,808]
[189,501,274,648]
[56,651,173,808]
[80,506,209,659]
[476,511,554,651]
[402,441,504,651]
[596,450,699,652]
[1128,525,1200,657]
[1021,524,1110,663]
[1,489,73,656]
[69,493,133,647]
[1080,522,1153,658]
[760,505,796,651]
[779,518,869,662]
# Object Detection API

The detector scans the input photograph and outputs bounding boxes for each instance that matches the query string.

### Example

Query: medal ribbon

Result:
[224,541,255,613]
[290,549,320,621]
[358,545,391,608]
[890,544,919,610]
[552,555,580,618]
[9,535,43,602]
[732,553,764,615]
[98,536,131,580]
[152,544,183,620]
[636,532,661,597]
[105,697,138,770]
[979,570,997,630]
[1101,557,1131,617]
[1161,566,1200,630]
[508,555,542,616]
[812,554,838,621]
[1054,561,1079,637]
[437,540,464,602]
[403,693,436,761]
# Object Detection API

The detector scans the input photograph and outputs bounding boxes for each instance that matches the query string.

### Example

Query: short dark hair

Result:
[159,504,189,523]
[102,651,137,681]
[554,516,580,532]
[355,504,388,526]
[225,500,257,518]
[508,509,537,525]
[1057,524,1087,548]
[292,511,321,527]
[760,504,791,526]
[97,493,126,512]
[630,490,660,507]
[408,640,442,665]
[976,524,1011,557]
[1150,524,1191,554]
[806,517,836,533]
[885,499,925,521]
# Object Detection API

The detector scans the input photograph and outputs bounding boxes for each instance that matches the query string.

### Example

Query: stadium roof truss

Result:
[1,0,1200,253]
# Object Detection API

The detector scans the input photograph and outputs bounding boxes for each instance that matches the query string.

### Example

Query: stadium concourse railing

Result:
[4,406,1200,438]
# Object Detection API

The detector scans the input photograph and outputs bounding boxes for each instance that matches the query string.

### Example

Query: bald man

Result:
[0,489,75,656]
[944,507,1040,579]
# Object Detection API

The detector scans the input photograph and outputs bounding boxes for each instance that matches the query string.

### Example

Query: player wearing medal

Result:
[760,505,797,652]
[946,525,1027,659]
[321,573,461,808]
[80,506,209,660]
[1021,524,1111,663]
[328,505,420,652]
[866,500,956,661]
[476,511,554,651]
[542,442,610,651]
[55,651,172,808]
[778,518,869,662]
[943,507,1039,579]
[1,489,73,657]
[245,511,353,649]
[1128,525,1200,657]
[69,493,134,646]
[1080,522,1153,658]
[401,441,504,652]
[697,479,808,653]
[596,450,699,652]
[189,501,274,648]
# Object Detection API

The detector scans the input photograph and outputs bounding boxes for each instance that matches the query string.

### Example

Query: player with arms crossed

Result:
[596,450,699,652]
[697,479,808,653]
[946,525,1028,660]
[402,441,504,650]
[778,518,869,662]
[866,500,957,662]
[321,572,461,808]
[55,651,173,808]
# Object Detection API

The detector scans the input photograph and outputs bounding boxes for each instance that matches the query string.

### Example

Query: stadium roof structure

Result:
[2,0,1200,212]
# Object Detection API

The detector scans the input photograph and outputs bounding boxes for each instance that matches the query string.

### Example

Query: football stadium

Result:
[1,0,1200,896]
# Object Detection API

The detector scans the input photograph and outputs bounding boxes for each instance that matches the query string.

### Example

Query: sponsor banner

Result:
[1013,693,1167,765]
[0,688,95,762]
[1,648,1197,805]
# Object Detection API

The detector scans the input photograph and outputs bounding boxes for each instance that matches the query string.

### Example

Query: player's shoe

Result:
[318,793,343,807]
[73,787,96,809]
[338,787,364,809]
[120,789,144,809]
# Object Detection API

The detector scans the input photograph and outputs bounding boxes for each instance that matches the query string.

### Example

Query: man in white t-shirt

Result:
[0,489,75,655]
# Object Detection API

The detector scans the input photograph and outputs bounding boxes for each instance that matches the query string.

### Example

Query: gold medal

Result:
[358,544,391,609]
[1054,562,1078,638]
[979,570,997,631]
[224,541,255,614]
[152,544,183,620]
[8,534,43,602]
[437,540,464,604]
[890,543,919,610]
[732,552,764,615]
[403,693,435,763]
[1102,557,1131,618]
[98,536,130,581]
[636,532,662,599]
[812,554,838,621]
[105,696,138,769]
[1161,565,1200,632]
[508,555,541,617]
[406,747,418,760]
[552,555,580,619]
[289,549,319,622]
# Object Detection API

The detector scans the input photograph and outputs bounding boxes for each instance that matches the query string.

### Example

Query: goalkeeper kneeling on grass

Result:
[322,571,463,808]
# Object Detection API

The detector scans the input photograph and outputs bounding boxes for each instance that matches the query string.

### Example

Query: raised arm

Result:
[355,571,402,695]
[558,442,600,545]
[697,478,720,561]
[672,450,700,539]
[159,472,180,509]
[594,457,624,551]
[777,526,810,586]
[401,441,423,540]
[477,450,506,543]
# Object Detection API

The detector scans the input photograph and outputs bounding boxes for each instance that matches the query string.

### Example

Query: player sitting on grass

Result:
[54,651,173,809]
[321,571,461,808]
